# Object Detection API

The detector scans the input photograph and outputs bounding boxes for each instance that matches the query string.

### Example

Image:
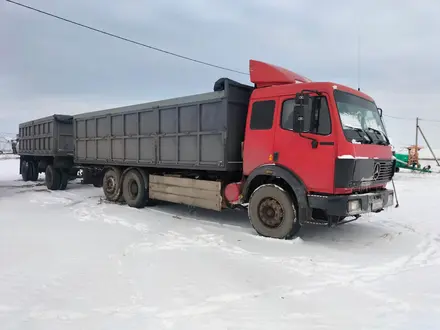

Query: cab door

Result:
[272,93,336,194]
[243,99,277,175]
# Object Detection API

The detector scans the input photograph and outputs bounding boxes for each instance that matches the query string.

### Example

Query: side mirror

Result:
[295,92,310,106]
[292,105,306,132]
[377,107,383,117]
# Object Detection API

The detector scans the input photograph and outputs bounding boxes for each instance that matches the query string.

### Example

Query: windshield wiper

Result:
[343,125,373,144]
[366,127,390,145]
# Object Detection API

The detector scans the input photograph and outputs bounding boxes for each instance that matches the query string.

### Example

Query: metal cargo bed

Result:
[73,78,253,172]
[18,114,74,157]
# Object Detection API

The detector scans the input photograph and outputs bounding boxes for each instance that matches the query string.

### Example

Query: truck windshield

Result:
[334,90,389,145]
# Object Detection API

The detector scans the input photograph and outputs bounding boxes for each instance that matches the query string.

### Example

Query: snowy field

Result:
[1,155,440,330]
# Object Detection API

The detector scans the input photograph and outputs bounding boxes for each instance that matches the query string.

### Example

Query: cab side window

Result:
[250,100,276,130]
[281,96,331,135]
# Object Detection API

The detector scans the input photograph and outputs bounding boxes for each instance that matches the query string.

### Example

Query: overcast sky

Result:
[1,0,440,150]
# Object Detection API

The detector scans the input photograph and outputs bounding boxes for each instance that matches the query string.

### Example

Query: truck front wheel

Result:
[248,184,301,239]
[122,169,146,208]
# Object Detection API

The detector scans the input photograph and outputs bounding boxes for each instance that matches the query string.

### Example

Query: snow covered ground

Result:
[1,155,440,330]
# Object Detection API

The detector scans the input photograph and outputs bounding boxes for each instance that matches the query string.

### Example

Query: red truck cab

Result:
[237,60,394,238]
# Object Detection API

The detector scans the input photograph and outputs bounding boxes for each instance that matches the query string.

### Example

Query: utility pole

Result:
[417,118,440,166]
[357,33,360,91]
[415,117,419,149]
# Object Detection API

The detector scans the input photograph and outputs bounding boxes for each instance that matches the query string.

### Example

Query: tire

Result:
[81,168,95,185]
[29,162,39,181]
[59,171,69,190]
[136,168,156,206]
[248,184,301,239]
[93,181,102,188]
[122,169,146,208]
[102,167,122,201]
[92,174,103,188]
[21,161,30,182]
[45,165,61,190]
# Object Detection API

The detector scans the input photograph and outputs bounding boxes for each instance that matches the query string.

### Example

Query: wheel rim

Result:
[105,176,116,194]
[127,179,138,199]
[258,197,284,228]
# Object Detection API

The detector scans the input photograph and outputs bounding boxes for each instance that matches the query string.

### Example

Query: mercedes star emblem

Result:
[373,163,380,180]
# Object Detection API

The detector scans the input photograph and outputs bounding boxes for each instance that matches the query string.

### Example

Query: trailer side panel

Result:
[74,79,252,172]
[18,115,74,157]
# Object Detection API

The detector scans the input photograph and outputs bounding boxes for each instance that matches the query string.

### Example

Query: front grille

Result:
[375,161,394,181]
[334,157,394,189]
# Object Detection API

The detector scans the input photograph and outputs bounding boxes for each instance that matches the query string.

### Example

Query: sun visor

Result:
[249,60,312,88]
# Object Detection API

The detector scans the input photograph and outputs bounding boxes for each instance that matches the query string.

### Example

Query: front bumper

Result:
[308,189,394,216]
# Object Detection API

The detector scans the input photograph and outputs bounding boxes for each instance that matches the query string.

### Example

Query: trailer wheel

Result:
[103,168,122,202]
[81,168,92,184]
[59,171,69,190]
[248,184,300,239]
[122,169,146,208]
[92,173,103,188]
[29,162,39,181]
[45,165,61,190]
[21,161,30,182]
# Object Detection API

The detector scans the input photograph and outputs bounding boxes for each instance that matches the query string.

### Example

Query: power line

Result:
[383,114,440,123]
[421,117,440,123]
[5,0,249,76]
[6,1,440,125]
[383,114,413,121]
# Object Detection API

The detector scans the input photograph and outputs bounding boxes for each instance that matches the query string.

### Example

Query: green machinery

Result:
[394,148,432,173]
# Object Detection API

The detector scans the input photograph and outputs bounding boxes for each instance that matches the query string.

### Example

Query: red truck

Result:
[228,60,394,238]
[18,59,395,239]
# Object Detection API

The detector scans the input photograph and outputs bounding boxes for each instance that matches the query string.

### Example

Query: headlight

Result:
[347,199,361,214]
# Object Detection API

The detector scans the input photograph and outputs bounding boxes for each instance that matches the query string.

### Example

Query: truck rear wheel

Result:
[248,184,300,239]
[103,168,122,202]
[45,165,61,190]
[122,169,146,208]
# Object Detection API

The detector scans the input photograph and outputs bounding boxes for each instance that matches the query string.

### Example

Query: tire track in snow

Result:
[30,187,440,320]
[70,196,150,234]
[54,190,440,281]
[71,192,440,297]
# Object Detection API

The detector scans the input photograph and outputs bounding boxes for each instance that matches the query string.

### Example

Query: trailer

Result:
[18,59,396,239]
[18,114,76,189]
